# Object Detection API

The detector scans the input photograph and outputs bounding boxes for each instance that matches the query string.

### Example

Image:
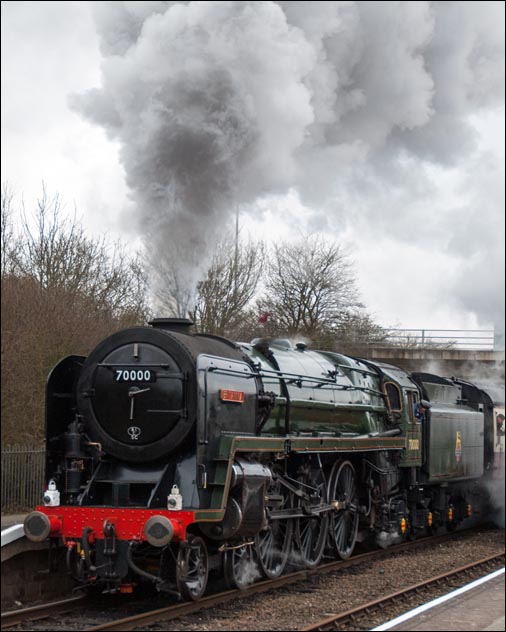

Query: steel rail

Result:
[300,552,505,631]
[0,529,496,631]
[83,529,491,631]
[0,595,87,629]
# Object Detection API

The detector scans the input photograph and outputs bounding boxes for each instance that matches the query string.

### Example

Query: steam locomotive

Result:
[24,318,501,600]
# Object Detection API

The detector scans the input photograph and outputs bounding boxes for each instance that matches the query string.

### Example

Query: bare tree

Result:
[189,236,265,336]
[1,184,18,277]
[11,184,148,319]
[1,186,149,444]
[259,235,364,339]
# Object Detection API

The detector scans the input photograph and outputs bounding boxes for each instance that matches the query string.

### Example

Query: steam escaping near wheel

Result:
[236,553,261,589]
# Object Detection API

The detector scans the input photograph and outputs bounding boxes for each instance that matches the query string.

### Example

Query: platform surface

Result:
[1,514,27,530]
[382,571,505,631]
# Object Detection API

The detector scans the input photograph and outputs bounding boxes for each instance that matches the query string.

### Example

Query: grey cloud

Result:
[71,0,504,324]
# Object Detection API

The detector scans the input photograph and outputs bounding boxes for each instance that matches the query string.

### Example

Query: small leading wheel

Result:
[255,478,293,578]
[328,460,359,559]
[294,464,329,569]
[176,536,209,601]
[66,544,87,583]
[224,543,258,589]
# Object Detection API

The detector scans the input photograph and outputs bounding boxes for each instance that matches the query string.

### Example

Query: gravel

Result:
[139,528,505,631]
[5,529,504,631]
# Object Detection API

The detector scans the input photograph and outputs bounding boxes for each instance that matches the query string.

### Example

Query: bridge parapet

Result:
[383,328,499,351]
[356,345,504,383]
[366,347,504,363]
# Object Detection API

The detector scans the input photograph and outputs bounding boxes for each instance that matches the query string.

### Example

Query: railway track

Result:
[0,595,87,629]
[84,530,482,631]
[301,553,505,631]
[1,529,502,631]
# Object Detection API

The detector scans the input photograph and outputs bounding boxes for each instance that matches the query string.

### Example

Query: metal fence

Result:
[1,444,45,512]
[384,329,496,350]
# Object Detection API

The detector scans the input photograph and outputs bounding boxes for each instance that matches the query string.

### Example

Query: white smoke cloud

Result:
[70,1,505,322]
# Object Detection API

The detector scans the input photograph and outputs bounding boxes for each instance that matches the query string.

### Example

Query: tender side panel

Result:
[427,405,484,481]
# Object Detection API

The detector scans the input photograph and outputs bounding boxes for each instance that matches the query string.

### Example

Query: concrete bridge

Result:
[345,328,505,383]
[359,345,505,383]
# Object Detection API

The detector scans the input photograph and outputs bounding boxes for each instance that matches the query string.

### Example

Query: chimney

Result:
[149,318,194,335]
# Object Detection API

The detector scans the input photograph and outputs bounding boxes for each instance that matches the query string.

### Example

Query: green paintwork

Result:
[193,347,488,523]
[194,432,406,521]
[241,343,388,437]
[400,423,422,466]
[194,345,425,521]
[427,405,484,481]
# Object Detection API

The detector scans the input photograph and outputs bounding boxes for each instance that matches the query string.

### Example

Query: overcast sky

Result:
[2,1,505,335]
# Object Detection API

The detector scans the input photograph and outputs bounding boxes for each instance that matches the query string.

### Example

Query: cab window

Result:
[384,382,402,413]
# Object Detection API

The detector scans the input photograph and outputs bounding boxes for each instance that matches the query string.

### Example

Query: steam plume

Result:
[70,1,505,320]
